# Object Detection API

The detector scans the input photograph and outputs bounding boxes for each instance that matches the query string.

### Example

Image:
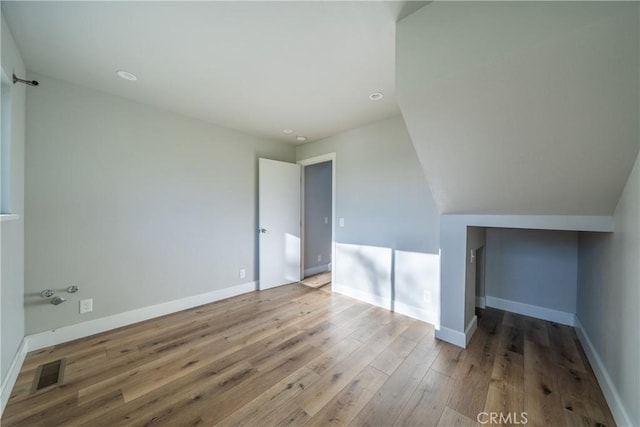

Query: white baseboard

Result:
[435,325,467,348]
[333,283,438,326]
[26,282,257,351]
[485,296,576,326]
[465,315,478,346]
[433,316,477,349]
[332,283,389,310]
[304,264,331,277]
[1,338,27,415]
[574,318,633,427]
[393,300,438,325]
[476,296,486,309]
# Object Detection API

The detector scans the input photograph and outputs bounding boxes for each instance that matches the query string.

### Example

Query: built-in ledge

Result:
[0,214,19,222]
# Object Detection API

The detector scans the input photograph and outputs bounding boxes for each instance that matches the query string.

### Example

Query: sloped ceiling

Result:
[397,2,639,215]
[2,1,426,143]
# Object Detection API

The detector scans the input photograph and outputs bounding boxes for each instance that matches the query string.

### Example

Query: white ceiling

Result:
[2,1,425,143]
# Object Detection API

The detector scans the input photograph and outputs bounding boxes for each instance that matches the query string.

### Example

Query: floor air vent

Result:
[32,358,65,393]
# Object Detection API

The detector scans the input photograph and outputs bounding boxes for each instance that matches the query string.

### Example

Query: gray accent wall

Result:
[577,152,640,426]
[24,73,295,334]
[1,14,26,385]
[296,115,441,321]
[485,228,578,313]
[303,161,332,274]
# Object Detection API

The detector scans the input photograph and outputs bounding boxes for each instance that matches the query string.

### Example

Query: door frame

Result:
[297,153,336,287]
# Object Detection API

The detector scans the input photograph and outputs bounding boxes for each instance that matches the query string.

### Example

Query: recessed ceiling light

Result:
[116,70,138,81]
[296,136,307,142]
[369,92,383,101]
[283,129,294,134]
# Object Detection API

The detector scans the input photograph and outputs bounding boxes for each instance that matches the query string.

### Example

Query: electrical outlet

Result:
[239,269,246,279]
[339,218,345,227]
[79,298,93,314]
[423,290,431,303]
[317,255,322,263]
[324,217,329,224]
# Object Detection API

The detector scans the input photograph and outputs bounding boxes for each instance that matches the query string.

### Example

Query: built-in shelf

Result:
[0,214,20,222]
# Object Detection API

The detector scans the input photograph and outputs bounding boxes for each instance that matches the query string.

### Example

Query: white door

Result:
[259,158,301,289]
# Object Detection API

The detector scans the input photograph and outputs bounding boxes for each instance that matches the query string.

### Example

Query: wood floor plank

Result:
[216,367,319,427]
[350,333,439,426]
[40,389,124,427]
[400,320,435,342]
[483,350,525,427]
[431,342,467,378]
[305,365,388,427]
[556,365,616,426]
[306,337,362,376]
[523,339,565,427]
[87,358,257,426]
[503,311,525,330]
[1,286,616,427]
[562,407,608,427]
[523,316,550,348]
[498,325,525,355]
[369,335,418,375]
[197,346,322,425]
[297,318,410,417]
[275,407,311,427]
[445,308,502,420]
[140,338,322,426]
[393,368,455,427]
[436,406,480,427]
[548,322,587,373]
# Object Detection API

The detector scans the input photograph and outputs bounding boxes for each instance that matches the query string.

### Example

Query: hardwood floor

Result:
[2,284,615,426]
[300,272,332,290]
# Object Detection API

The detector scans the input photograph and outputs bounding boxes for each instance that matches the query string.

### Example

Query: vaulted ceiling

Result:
[397,2,639,215]
[4,1,638,216]
[2,1,425,143]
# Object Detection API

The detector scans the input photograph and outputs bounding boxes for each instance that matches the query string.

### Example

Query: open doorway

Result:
[298,154,335,292]
[475,246,486,309]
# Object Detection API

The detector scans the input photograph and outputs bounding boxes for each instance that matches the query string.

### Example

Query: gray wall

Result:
[24,73,295,334]
[296,115,441,321]
[577,152,640,426]
[303,161,332,274]
[485,228,578,313]
[439,215,610,345]
[1,14,26,384]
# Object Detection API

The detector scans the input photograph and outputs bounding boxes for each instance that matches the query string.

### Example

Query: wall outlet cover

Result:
[79,298,93,314]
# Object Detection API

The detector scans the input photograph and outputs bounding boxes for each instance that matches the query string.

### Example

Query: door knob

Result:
[258,228,268,234]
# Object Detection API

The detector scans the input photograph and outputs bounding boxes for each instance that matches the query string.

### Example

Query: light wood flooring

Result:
[2,283,615,426]
[300,272,332,290]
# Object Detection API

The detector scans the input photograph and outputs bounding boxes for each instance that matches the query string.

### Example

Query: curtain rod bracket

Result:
[12,73,39,87]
